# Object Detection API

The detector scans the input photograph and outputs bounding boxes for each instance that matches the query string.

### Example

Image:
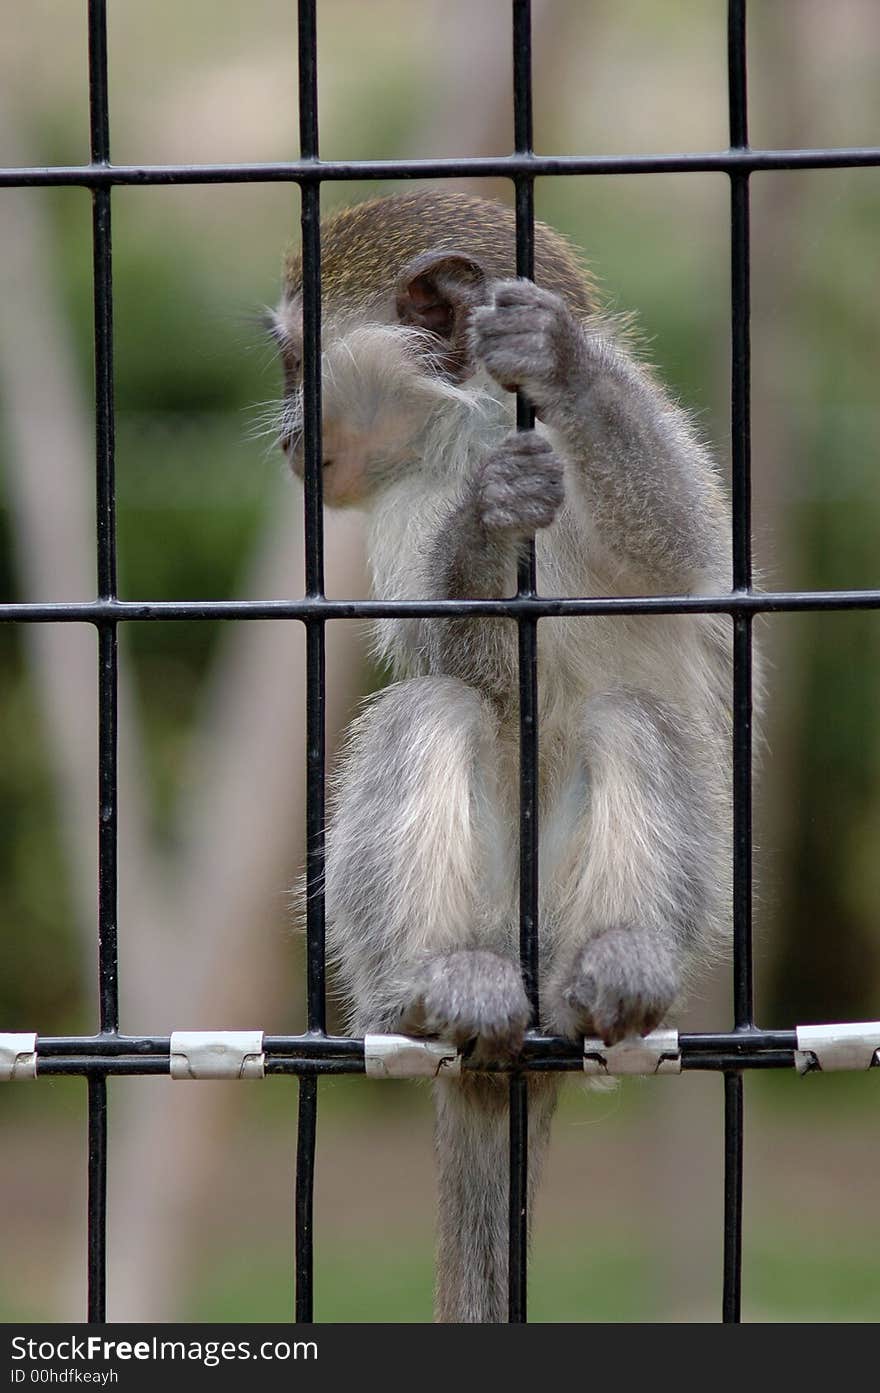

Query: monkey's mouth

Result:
[285,447,335,479]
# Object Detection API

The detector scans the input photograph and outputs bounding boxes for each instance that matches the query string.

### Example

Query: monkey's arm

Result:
[472,282,731,594]
[421,431,564,697]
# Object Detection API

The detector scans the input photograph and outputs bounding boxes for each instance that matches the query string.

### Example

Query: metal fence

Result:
[2,0,880,1326]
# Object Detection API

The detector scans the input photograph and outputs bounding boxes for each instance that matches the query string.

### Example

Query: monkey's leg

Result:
[324,675,527,1045]
[433,1072,558,1324]
[325,676,555,1323]
[542,689,728,1044]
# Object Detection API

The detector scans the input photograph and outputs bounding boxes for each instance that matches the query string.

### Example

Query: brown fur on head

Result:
[272,191,601,507]
[282,189,599,318]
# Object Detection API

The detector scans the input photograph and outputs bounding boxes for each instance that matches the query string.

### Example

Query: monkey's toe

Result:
[399,950,531,1062]
[553,926,680,1046]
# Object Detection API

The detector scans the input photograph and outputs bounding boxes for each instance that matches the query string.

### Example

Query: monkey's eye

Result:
[266,313,303,387]
[279,344,302,391]
[275,340,302,392]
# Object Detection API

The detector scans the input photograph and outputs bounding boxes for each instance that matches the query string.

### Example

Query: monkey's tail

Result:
[432,1072,559,1323]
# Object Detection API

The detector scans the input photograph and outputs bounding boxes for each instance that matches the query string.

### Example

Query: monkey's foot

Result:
[553,927,680,1046]
[398,950,531,1062]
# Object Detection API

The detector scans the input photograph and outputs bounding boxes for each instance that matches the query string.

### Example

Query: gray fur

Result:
[474,429,565,533]
[423,430,566,701]
[282,259,737,1322]
[324,679,495,1028]
[434,1074,558,1323]
[556,927,680,1045]
[471,281,732,591]
[400,950,531,1062]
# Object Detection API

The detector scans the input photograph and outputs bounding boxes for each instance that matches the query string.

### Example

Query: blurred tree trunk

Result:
[749,0,880,1025]
[0,142,167,987]
[0,102,367,1319]
[423,0,556,202]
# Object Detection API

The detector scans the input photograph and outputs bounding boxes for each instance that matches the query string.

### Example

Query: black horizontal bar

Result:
[36,1032,364,1058]
[38,1052,804,1077]
[40,1057,170,1076]
[38,1035,170,1056]
[679,1030,796,1051]
[266,1058,366,1077]
[2,147,880,189]
[682,1052,794,1071]
[23,1027,862,1077]
[4,588,880,626]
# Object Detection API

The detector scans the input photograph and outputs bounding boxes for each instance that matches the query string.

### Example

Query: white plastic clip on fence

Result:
[583,1027,681,1076]
[0,1033,37,1081]
[364,1034,461,1079]
[794,1021,880,1074]
[169,1030,265,1080]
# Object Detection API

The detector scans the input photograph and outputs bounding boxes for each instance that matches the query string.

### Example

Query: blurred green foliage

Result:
[0,633,82,1029]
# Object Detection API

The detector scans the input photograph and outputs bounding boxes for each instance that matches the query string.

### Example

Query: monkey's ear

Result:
[395,250,488,380]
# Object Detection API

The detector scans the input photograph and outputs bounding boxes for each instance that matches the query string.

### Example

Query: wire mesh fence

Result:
[2,0,880,1325]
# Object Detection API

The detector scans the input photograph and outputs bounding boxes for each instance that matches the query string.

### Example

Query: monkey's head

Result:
[270,190,596,507]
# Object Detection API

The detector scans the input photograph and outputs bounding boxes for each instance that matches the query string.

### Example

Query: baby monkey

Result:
[271,191,732,1323]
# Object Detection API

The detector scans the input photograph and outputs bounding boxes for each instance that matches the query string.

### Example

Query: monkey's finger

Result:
[473,312,557,344]
[472,295,555,328]
[480,481,565,531]
[594,999,665,1047]
[491,280,564,313]
[475,335,558,374]
[499,451,562,476]
[480,456,565,492]
[482,478,564,511]
[481,502,561,532]
[496,429,559,456]
[477,350,552,391]
[473,324,556,354]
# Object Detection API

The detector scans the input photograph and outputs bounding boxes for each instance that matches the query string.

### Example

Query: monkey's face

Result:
[270,299,462,507]
[270,245,517,507]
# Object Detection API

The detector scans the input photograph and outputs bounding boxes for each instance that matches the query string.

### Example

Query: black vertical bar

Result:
[87,0,115,1326]
[728,0,754,1030]
[731,610,753,1026]
[295,1076,318,1322]
[96,623,118,1033]
[513,0,539,1013]
[722,1072,743,1322]
[507,1073,528,1322]
[88,0,119,1036]
[298,0,326,1036]
[296,0,322,1328]
[509,0,535,1326]
[725,0,751,1325]
[87,1076,108,1322]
